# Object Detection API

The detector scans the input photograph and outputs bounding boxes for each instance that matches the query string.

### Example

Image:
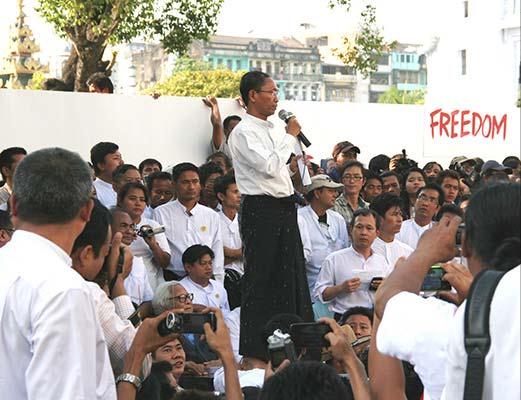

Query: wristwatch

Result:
[115,373,142,390]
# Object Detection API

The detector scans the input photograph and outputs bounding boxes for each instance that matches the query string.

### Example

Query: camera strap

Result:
[463,269,505,400]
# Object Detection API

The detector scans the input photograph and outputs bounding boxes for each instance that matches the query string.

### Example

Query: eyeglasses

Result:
[172,293,194,303]
[342,175,363,182]
[256,89,278,97]
[417,193,439,204]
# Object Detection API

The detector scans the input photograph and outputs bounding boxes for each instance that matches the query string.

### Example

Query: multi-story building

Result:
[192,35,323,101]
[424,0,520,107]
[391,43,427,92]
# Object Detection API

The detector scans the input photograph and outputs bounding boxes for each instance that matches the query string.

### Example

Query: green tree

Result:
[36,0,223,91]
[145,59,243,97]
[331,4,396,78]
[377,86,425,105]
[27,71,47,90]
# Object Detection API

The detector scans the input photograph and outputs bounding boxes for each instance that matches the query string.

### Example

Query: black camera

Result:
[267,329,297,368]
[138,225,166,239]
[289,322,332,348]
[395,149,418,177]
[157,312,217,336]
[455,223,465,247]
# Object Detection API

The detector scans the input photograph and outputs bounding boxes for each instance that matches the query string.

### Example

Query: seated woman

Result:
[118,182,171,291]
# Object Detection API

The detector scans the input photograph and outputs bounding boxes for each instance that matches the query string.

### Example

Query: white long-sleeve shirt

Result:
[124,256,154,305]
[153,200,224,282]
[179,276,230,316]
[218,211,243,275]
[227,113,297,198]
[371,236,413,269]
[315,246,391,314]
[93,178,117,209]
[0,230,116,400]
[396,219,434,249]
[298,206,349,298]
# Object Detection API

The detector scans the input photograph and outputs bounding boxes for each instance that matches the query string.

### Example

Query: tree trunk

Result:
[61,48,78,91]
[74,43,108,91]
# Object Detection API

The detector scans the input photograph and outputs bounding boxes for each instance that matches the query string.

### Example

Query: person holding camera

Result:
[375,182,520,400]
[118,181,171,291]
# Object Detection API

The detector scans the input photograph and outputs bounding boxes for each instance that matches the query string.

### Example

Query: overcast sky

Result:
[0,0,439,60]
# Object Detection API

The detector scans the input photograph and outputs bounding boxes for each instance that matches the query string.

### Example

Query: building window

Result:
[217,58,223,65]
[461,49,467,75]
[377,54,389,65]
[236,60,242,70]
[406,55,411,63]
[370,73,389,85]
[463,1,469,17]
[266,62,272,74]
[227,59,233,70]
[400,54,405,63]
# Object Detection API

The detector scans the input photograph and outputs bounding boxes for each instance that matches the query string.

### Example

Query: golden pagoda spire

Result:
[0,0,49,89]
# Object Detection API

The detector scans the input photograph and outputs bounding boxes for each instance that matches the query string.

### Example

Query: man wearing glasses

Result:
[228,70,313,363]
[396,183,445,249]
[0,210,13,248]
[334,160,370,230]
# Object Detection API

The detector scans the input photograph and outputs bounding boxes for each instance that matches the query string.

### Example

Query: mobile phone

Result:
[289,322,332,348]
[421,265,451,291]
[369,277,383,291]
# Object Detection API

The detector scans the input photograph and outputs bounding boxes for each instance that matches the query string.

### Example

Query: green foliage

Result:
[144,64,243,97]
[26,72,47,90]
[36,0,223,55]
[377,86,425,105]
[173,57,214,73]
[328,0,351,11]
[332,4,396,78]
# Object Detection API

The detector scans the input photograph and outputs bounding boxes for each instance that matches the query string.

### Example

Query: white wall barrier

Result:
[1,90,519,169]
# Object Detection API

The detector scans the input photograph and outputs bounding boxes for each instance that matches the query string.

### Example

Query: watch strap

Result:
[116,373,142,390]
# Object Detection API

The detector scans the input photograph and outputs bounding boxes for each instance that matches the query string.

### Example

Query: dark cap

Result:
[332,141,361,159]
[481,160,513,175]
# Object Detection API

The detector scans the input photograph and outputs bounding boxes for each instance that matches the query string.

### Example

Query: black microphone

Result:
[278,109,312,148]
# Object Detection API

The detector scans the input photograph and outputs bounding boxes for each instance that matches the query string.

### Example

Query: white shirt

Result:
[153,200,224,282]
[0,230,116,400]
[210,139,232,159]
[371,236,414,269]
[124,256,154,305]
[213,368,264,393]
[179,276,230,315]
[377,291,457,400]
[396,219,434,249]
[227,113,296,197]
[298,206,349,298]
[218,211,243,275]
[86,282,152,378]
[224,307,242,363]
[442,266,520,400]
[315,246,391,314]
[93,178,118,209]
[130,217,170,291]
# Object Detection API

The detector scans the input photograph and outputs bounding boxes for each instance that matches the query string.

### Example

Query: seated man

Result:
[380,171,401,197]
[91,141,123,208]
[396,183,444,249]
[180,245,230,315]
[111,208,154,311]
[370,193,413,268]
[339,306,373,339]
[153,163,224,282]
[329,140,361,182]
[146,171,175,219]
[112,164,143,194]
[315,209,391,319]
[362,171,383,204]
[139,158,162,180]
[436,170,460,204]
[298,174,348,299]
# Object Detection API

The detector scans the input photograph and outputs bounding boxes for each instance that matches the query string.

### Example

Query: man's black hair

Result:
[146,171,173,192]
[339,306,374,326]
[368,154,390,175]
[423,161,443,173]
[0,147,27,180]
[172,162,199,183]
[465,182,520,272]
[112,164,139,184]
[199,162,224,186]
[370,192,403,219]
[72,199,111,257]
[380,170,400,180]
[13,148,92,225]
[214,173,236,202]
[0,210,12,230]
[90,142,119,175]
[350,208,381,230]
[118,181,149,205]
[138,158,163,174]
[86,72,114,93]
[435,203,463,221]
[182,244,215,265]
[364,170,383,185]
[240,70,270,106]
[223,115,242,131]
[259,361,350,400]
[206,151,233,170]
[436,169,460,185]
[417,182,445,206]
[340,160,364,177]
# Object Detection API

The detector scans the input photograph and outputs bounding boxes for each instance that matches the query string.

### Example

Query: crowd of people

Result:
[0,70,520,400]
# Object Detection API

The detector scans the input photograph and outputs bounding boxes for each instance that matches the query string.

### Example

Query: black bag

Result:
[463,269,506,400]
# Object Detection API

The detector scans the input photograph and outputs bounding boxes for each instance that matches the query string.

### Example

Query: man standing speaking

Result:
[228,71,313,361]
